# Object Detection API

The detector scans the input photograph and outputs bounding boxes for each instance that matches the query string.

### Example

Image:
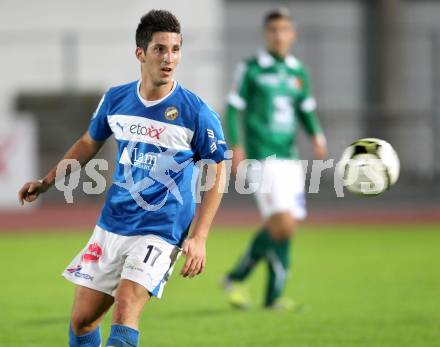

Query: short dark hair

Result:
[263,8,292,27]
[135,9,181,50]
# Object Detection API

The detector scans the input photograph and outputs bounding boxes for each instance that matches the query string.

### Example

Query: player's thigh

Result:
[112,279,151,329]
[267,211,297,240]
[121,234,181,299]
[71,285,114,335]
[254,159,306,225]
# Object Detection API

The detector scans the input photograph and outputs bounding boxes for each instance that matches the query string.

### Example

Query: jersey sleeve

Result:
[88,92,113,142]
[192,103,228,163]
[227,61,251,111]
[225,62,251,146]
[296,67,323,137]
[225,105,241,146]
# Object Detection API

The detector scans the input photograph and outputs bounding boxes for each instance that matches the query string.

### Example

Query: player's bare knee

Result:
[278,219,296,239]
[71,314,99,335]
[268,213,295,240]
[113,296,133,322]
[267,226,283,241]
[283,226,295,239]
[113,293,145,325]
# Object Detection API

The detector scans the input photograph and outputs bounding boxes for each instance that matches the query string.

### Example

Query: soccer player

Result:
[18,10,227,347]
[223,8,327,310]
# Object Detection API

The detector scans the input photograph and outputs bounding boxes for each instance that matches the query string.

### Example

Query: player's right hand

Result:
[18,180,50,206]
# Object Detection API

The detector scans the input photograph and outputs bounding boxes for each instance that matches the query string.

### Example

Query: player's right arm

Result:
[18,91,113,205]
[225,61,251,174]
[18,132,105,205]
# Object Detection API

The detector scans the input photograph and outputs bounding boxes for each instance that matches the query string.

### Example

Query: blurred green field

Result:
[1,224,439,347]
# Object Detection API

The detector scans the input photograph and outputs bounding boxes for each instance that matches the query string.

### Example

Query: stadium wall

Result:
[0,0,224,116]
[1,0,440,209]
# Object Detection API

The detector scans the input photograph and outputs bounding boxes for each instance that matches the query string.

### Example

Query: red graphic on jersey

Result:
[0,135,14,178]
[82,242,103,262]
[129,123,166,140]
[146,125,166,140]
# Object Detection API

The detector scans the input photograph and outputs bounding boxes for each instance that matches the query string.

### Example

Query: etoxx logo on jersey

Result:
[128,123,166,140]
[112,120,166,140]
[107,115,193,151]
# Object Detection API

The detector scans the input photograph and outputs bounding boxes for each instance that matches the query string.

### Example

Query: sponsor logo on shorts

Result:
[82,242,103,262]
[67,264,82,274]
[66,265,94,281]
[124,260,144,273]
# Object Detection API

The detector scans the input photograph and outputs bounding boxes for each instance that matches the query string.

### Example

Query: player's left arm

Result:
[180,161,225,278]
[296,67,327,160]
[181,103,228,278]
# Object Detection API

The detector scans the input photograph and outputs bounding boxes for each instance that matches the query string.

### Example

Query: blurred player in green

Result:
[223,8,327,310]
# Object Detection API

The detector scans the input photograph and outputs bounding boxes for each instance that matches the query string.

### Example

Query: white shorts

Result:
[62,226,181,299]
[247,158,307,220]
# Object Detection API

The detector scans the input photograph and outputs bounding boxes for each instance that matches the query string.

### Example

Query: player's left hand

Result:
[180,234,206,278]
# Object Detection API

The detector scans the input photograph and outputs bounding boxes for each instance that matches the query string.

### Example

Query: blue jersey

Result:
[88,80,227,245]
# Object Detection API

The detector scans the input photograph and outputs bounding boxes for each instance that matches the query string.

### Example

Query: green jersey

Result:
[225,49,323,160]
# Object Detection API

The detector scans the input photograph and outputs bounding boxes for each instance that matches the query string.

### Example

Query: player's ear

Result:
[290,22,297,44]
[135,47,146,63]
[290,31,297,46]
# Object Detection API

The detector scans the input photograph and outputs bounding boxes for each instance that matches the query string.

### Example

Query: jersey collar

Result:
[257,49,300,69]
[136,79,177,108]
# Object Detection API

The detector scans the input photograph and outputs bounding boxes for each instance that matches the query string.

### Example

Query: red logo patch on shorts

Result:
[82,242,103,262]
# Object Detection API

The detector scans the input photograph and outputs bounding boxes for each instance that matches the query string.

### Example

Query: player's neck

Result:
[139,79,174,101]
[267,49,288,60]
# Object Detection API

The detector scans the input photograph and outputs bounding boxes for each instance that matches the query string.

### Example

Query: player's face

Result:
[264,18,296,57]
[136,32,181,86]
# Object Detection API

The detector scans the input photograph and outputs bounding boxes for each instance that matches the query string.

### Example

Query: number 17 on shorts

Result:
[63,226,181,298]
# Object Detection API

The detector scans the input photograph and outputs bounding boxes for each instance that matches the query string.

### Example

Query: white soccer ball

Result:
[337,138,400,195]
